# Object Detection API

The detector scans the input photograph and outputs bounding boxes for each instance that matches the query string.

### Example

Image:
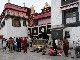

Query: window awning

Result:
[60,1,79,10]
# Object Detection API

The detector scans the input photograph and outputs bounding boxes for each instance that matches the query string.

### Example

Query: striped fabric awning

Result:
[60,1,79,10]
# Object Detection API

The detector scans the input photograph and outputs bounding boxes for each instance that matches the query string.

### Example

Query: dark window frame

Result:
[64,8,78,24]
[65,31,70,38]
[7,9,10,15]
[12,19,21,27]
[23,20,27,27]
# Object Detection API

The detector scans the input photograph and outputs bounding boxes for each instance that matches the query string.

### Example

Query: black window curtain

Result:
[1,24,3,28]
[23,20,27,26]
[65,31,70,38]
[3,21,5,26]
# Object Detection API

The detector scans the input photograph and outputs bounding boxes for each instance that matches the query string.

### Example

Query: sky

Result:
[0,0,51,14]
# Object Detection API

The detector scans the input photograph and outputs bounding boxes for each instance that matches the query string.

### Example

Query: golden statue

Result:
[30,19,33,25]
[44,2,50,8]
[30,5,35,14]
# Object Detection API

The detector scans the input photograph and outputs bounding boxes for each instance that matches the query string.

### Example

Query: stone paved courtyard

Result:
[0,48,80,60]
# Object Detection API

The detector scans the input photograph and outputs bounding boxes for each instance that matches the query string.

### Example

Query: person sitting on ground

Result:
[37,46,43,53]
[30,47,39,52]
[42,45,47,55]
[49,47,56,56]
[31,46,43,52]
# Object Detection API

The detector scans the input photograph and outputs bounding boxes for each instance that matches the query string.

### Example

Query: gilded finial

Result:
[30,5,35,14]
[44,2,50,8]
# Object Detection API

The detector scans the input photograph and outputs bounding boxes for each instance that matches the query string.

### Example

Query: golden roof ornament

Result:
[30,5,35,14]
[44,2,50,8]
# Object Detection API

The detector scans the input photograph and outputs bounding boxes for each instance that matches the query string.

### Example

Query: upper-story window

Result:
[65,8,76,24]
[12,19,21,27]
[13,12,15,15]
[17,12,19,16]
[23,20,27,26]
[2,21,5,26]
[7,9,10,15]
[66,12,76,18]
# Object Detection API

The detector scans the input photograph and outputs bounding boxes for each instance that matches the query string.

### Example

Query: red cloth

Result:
[57,50,63,54]
[20,38,23,43]
[49,49,55,55]
[8,39,13,44]
[23,39,27,53]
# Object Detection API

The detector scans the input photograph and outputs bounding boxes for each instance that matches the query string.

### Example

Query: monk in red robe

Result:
[23,37,27,53]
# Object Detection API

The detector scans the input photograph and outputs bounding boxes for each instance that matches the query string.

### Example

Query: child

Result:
[2,39,6,52]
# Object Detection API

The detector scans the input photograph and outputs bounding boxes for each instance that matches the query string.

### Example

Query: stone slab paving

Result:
[0,48,80,60]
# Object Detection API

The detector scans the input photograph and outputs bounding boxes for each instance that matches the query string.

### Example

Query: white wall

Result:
[0,19,7,38]
[63,27,80,46]
[0,18,28,39]
[6,18,28,39]
[38,18,51,25]
[51,0,62,27]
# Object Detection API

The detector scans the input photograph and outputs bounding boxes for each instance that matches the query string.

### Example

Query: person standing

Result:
[20,37,23,50]
[23,37,27,53]
[14,41,17,51]
[2,38,7,52]
[63,37,69,57]
[8,37,13,53]
[16,37,21,52]
[28,37,32,47]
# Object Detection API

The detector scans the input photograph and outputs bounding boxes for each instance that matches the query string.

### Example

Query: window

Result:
[7,9,10,15]
[66,12,73,18]
[2,21,5,26]
[23,20,27,26]
[17,12,19,16]
[65,31,70,38]
[65,8,76,24]
[73,12,76,17]
[16,12,19,16]
[66,9,76,18]
[12,19,21,27]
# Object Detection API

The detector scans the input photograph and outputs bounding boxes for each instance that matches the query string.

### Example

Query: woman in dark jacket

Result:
[16,38,21,52]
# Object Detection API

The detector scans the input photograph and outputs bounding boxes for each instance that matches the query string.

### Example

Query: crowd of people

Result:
[1,37,32,53]
[1,36,80,58]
